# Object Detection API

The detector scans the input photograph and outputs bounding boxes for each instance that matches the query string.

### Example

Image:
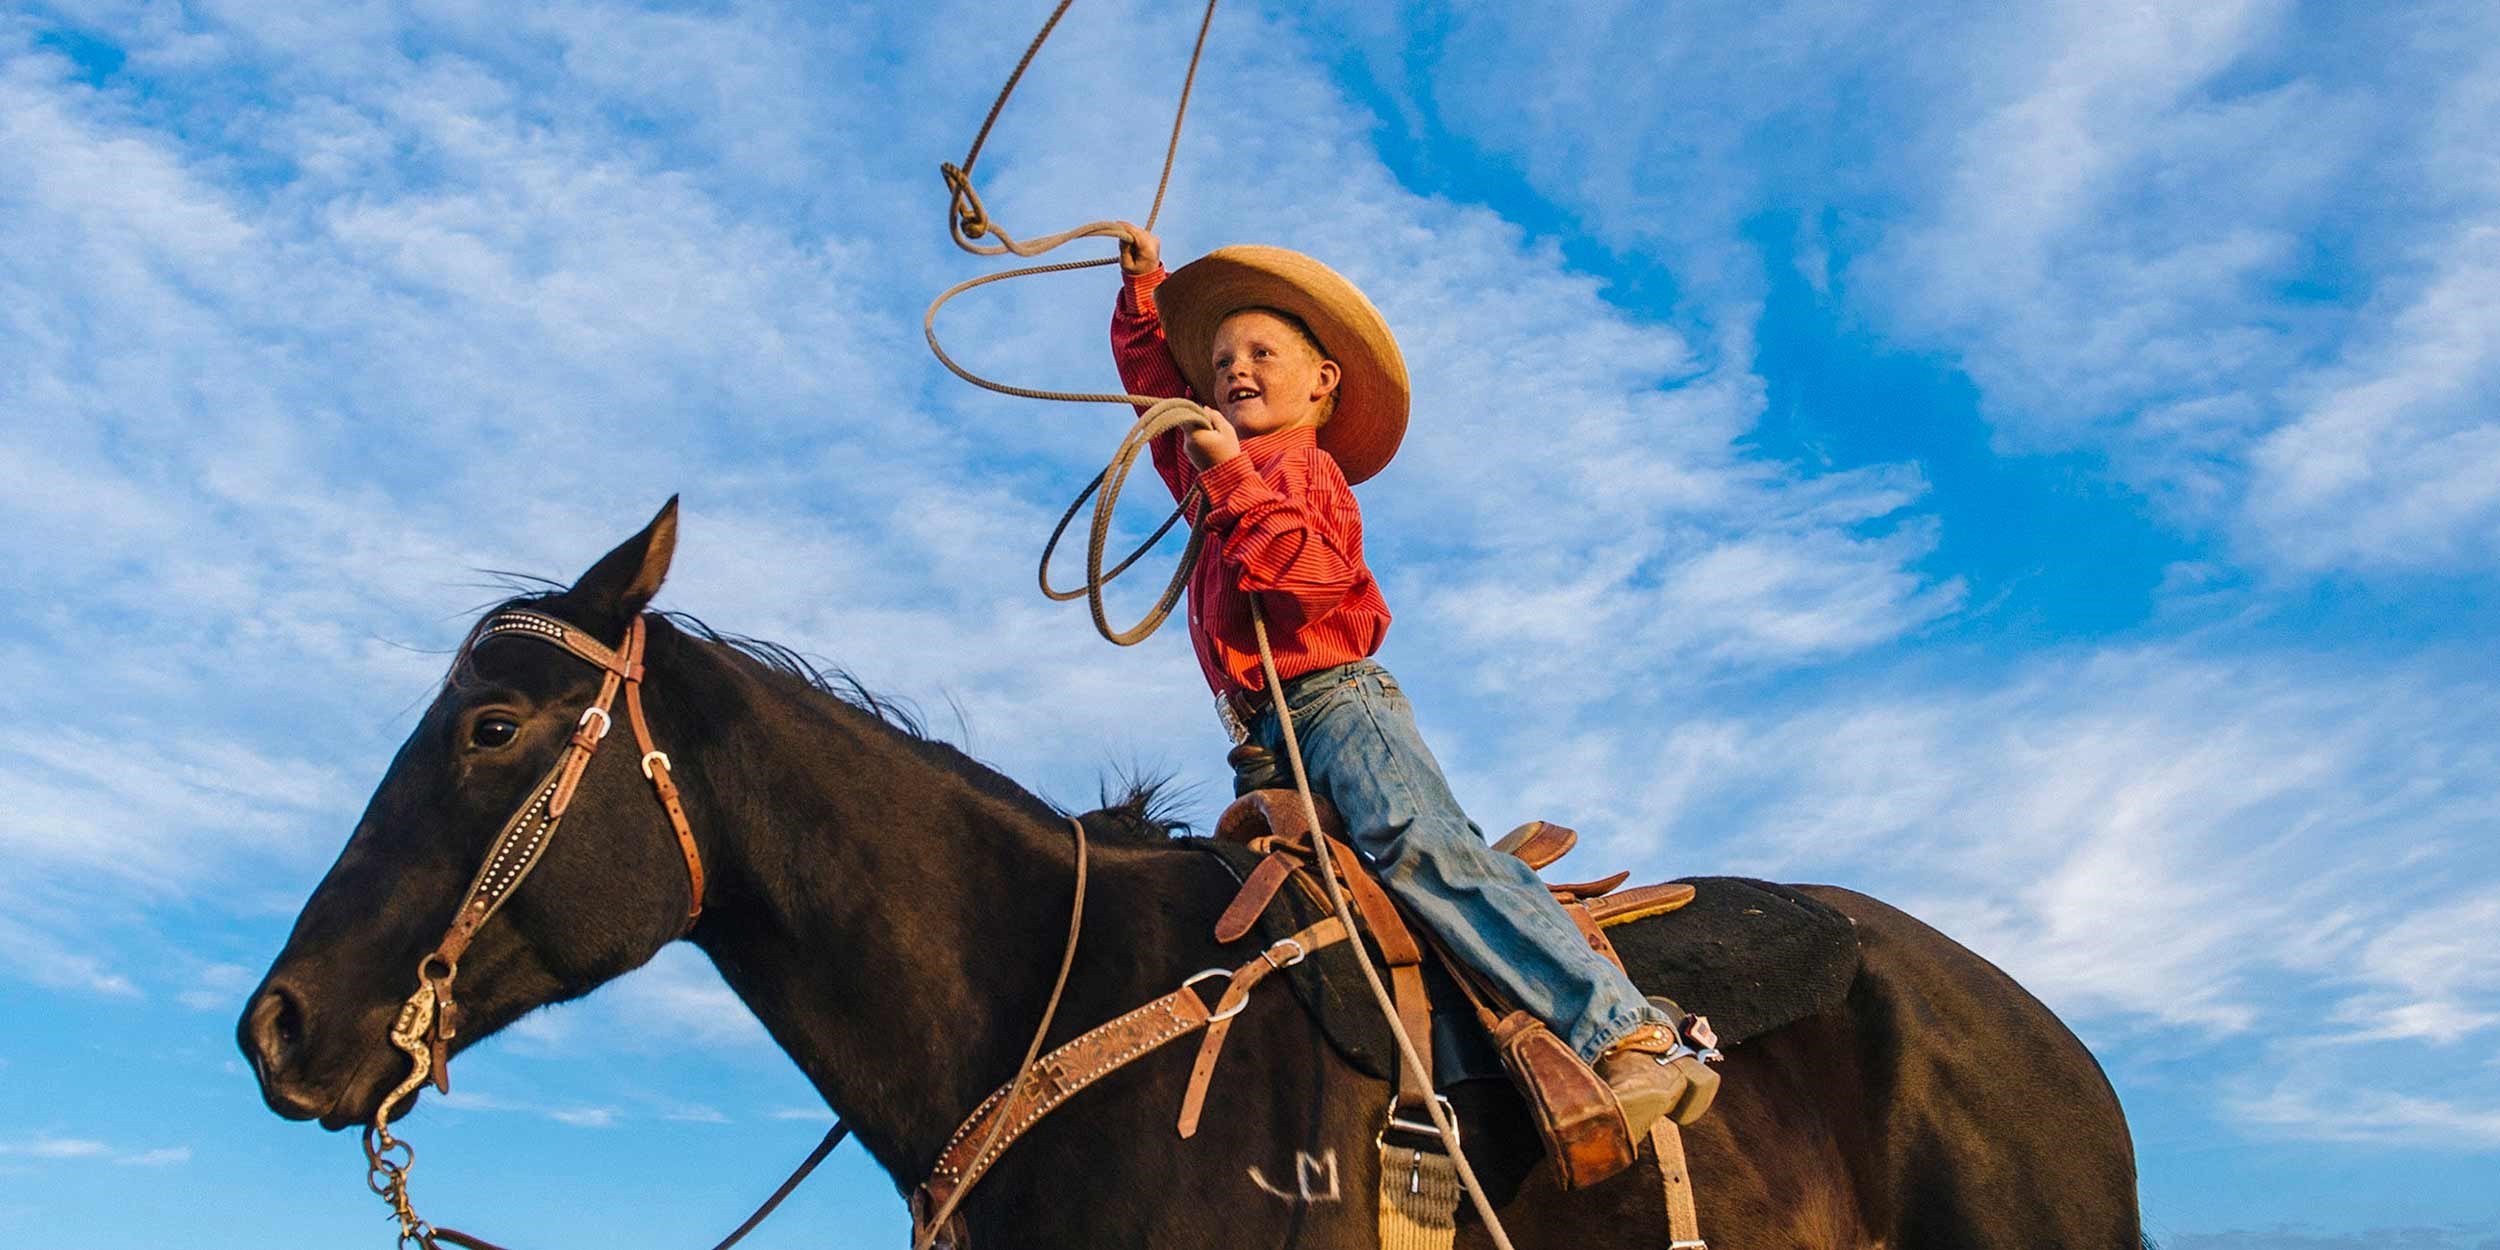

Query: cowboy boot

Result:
[1594,1000,1721,1138]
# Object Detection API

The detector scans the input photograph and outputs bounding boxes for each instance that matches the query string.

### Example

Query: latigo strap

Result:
[910,919,1348,1246]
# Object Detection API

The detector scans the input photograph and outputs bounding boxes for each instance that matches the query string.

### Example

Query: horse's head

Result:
[240,499,703,1130]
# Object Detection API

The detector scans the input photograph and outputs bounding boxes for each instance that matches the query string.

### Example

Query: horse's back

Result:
[1796,884,2141,1249]
[1475,883,2139,1250]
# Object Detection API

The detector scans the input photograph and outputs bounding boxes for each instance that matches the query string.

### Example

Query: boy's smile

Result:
[1210,309,1340,439]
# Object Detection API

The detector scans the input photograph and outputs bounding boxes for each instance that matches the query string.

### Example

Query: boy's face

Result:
[1210,310,1340,439]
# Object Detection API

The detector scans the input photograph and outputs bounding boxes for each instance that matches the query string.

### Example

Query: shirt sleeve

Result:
[1195,446,1367,633]
[1110,267,1197,505]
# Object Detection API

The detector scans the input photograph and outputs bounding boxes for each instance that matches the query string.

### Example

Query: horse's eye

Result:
[470,717,521,749]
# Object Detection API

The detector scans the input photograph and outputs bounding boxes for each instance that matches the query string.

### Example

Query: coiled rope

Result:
[922,5,1519,1249]
[923,0,1220,645]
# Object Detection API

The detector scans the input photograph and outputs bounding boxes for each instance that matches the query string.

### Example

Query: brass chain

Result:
[362,963,448,1245]
[365,1122,437,1250]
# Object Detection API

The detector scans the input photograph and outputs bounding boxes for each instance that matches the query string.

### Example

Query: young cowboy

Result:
[1110,224,1717,1139]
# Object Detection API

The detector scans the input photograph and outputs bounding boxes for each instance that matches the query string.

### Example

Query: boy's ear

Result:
[1312,358,1342,401]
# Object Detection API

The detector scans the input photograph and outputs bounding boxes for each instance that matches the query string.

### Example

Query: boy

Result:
[1111,225,1717,1139]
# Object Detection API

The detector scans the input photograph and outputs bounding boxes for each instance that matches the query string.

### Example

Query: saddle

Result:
[1206,787,1707,1191]
[908,789,1857,1250]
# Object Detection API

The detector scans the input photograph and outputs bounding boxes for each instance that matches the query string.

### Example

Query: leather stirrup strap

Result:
[1208,834,1438,1121]
[1650,1119,1706,1248]
[1320,836,1423,965]
[1307,836,1436,1118]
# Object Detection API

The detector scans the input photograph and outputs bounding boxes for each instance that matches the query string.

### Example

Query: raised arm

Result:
[1111,269,1194,406]
[1109,222,1198,502]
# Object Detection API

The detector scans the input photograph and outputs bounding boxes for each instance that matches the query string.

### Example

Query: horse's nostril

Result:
[247,984,307,1071]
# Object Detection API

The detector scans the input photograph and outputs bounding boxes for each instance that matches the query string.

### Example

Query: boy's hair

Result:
[1219,306,1339,424]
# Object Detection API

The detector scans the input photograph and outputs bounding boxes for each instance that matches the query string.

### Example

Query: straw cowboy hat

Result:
[1157,245,1410,485]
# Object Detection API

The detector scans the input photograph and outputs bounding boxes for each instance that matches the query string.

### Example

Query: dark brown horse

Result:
[240,501,2141,1248]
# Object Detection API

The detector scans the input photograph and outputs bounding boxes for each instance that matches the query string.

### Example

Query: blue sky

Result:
[3,1,2496,1245]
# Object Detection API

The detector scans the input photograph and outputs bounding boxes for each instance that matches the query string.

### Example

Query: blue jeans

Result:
[1237,660,1665,1063]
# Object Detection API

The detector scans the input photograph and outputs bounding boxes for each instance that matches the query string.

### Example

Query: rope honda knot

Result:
[940,163,990,240]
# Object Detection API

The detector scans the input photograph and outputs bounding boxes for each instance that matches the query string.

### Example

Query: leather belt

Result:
[1216,687,1268,743]
[1215,661,1363,744]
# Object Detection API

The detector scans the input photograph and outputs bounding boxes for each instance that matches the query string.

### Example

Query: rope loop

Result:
[920,0,1232,649]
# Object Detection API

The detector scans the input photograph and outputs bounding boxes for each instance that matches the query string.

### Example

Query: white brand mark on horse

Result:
[1246,1150,1340,1205]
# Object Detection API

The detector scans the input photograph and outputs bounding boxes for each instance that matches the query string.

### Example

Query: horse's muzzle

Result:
[241,979,335,1123]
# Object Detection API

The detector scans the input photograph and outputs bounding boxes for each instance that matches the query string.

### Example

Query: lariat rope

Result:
[1250,611,1518,1250]
[922,4,1520,1249]
[923,0,1219,645]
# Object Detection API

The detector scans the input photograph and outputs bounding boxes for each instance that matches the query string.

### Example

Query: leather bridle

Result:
[343,606,1111,1250]
[364,609,724,1249]
[405,611,703,1094]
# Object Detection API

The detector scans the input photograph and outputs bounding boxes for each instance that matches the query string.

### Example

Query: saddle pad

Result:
[1605,876,1861,1048]
[1186,843,1859,1087]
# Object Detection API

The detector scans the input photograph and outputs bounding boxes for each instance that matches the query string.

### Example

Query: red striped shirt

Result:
[1112,267,1393,698]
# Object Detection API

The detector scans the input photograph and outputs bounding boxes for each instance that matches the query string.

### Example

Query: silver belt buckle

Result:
[1215,693,1251,745]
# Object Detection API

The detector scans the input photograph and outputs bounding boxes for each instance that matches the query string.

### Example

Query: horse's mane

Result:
[469,586,1192,843]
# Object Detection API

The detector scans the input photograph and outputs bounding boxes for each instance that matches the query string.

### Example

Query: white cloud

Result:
[435,1088,621,1130]
[2245,223,2500,571]
[2172,1226,2500,1250]
[1465,644,2500,1043]
[1382,0,2500,578]
[0,1136,188,1166]
[0,727,353,890]
[2232,1077,2500,1149]
[2,0,2491,1184]
[0,0,1953,966]
[0,1136,109,1159]
[592,946,771,1051]
[2333,891,2500,1045]
[114,1146,192,1167]
[174,962,255,1011]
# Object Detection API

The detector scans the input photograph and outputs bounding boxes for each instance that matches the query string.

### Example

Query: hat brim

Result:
[1158,246,1409,485]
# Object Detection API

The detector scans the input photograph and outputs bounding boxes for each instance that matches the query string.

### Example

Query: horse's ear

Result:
[570,496,679,626]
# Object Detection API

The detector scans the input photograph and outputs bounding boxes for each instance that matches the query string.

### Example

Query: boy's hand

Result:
[1184,408,1240,469]
[1117,221,1161,276]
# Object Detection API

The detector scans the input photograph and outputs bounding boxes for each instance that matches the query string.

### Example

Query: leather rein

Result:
[348,608,1262,1250]
[361,609,833,1250]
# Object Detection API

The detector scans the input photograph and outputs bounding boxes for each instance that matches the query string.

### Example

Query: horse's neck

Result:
[665,653,1158,1177]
